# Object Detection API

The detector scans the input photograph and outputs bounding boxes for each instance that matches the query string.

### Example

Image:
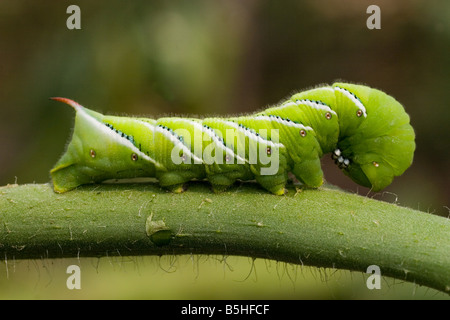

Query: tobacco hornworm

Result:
[50,82,415,195]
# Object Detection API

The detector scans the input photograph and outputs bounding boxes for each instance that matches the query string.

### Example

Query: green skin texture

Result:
[50,83,415,195]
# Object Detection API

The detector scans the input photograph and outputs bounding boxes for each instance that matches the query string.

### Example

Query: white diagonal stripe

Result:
[334,86,367,117]
[252,115,313,132]
[203,125,248,164]
[294,100,337,115]
[222,120,284,148]
[77,108,157,164]
[173,118,247,164]
[155,124,204,164]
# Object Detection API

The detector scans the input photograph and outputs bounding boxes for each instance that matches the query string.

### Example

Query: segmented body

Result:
[50,82,415,194]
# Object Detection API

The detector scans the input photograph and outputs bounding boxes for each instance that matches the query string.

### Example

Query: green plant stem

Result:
[0,182,449,293]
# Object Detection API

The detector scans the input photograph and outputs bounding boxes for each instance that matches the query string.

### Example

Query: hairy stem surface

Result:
[0,182,448,293]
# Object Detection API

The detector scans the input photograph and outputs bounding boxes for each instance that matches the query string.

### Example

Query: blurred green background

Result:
[0,0,448,299]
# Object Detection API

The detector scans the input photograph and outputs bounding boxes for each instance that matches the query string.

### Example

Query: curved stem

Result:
[0,182,448,293]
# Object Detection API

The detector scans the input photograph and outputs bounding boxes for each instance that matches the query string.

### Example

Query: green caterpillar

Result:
[50,82,415,195]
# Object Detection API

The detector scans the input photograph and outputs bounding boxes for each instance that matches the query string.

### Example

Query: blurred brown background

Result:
[0,0,449,299]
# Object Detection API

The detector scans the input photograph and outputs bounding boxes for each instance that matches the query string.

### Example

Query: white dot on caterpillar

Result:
[373,161,379,167]
[266,147,271,155]
[356,109,363,117]
[331,148,341,160]
[299,129,307,137]
[90,149,96,158]
[131,153,138,161]
[325,112,332,120]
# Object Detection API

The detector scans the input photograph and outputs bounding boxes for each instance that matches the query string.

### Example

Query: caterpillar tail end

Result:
[50,163,88,194]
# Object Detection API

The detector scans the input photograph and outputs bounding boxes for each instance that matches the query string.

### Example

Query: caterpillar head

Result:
[331,83,415,191]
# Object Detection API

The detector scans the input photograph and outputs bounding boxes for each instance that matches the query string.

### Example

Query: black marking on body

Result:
[104,122,136,146]
[266,114,309,128]
[157,124,190,148]
[337,87,364,104]
[297,99,330,106]
[203,124,227,147]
